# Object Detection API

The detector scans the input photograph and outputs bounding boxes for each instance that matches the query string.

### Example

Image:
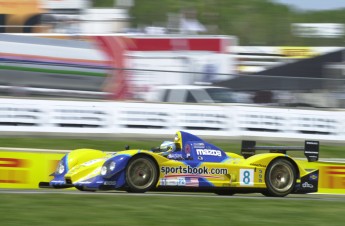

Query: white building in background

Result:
[41,0,131,33]
[179,8,207,34]
[180,18,206,34]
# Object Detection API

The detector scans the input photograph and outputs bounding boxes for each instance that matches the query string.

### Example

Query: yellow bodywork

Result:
[61,147,318,190]
[64,149,109,184]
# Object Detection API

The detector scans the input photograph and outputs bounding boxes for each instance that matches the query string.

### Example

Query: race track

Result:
[1,189,345,202]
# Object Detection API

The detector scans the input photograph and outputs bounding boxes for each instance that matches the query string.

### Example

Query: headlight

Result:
[56,161,65,175]
[109,161,116,171]
[101,166,108,176]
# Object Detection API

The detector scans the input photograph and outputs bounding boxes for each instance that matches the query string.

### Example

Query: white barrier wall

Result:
[0,98,344,141]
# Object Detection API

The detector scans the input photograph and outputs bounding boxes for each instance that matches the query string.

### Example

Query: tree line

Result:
[94,0,345,46]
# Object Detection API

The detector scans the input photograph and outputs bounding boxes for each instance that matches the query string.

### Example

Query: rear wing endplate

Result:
[241,140,319,162]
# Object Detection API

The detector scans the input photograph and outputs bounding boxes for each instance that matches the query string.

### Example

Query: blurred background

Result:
[0,0,344,140]
[1,2,345,223]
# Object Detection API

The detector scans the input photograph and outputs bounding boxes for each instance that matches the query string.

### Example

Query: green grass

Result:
[0,137,158,152]
[0,193,345,226]
[0,137,344,158]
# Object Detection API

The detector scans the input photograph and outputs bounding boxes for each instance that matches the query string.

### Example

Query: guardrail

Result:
[0,98,344,141]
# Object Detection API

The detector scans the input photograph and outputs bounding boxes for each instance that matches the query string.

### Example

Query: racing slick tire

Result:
[264,158,296,197]
[125,155,159,193]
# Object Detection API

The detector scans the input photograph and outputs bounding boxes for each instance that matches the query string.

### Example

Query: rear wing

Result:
[241,140,319,162]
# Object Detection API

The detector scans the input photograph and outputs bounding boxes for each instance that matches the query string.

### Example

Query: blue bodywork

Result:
[50,154,133,190]
[177,131,229,162]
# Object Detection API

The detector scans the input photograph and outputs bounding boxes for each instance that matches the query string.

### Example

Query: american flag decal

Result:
[186,177,199,187]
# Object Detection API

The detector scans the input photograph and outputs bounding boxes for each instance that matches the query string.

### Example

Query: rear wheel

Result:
[126,155,158,193]
[264,158,296,197]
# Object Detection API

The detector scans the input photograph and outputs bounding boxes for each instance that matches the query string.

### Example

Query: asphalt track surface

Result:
[1,189,345,202]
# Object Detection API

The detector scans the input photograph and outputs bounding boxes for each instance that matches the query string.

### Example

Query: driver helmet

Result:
[160,141,176,152]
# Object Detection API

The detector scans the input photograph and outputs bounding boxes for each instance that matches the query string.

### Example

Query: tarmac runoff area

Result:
[1,189,345,202]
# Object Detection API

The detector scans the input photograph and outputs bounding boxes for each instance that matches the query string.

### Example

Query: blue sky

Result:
[273,0,345,11]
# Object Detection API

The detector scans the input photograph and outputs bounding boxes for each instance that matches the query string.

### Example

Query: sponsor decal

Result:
[104,181,116,185]
[186,177,199,187]
[310,173,318,180]
[51,180,65,183]
[240,169,254,186]
[250,163,267,168]
[196,149,222,157]
[258,169,263,183]
[161,165,228,175]
[185,144,191,158]
[160,177,199,187]
[241,151,254,156]
[167,153,183,160]
[178,178,186,186]
[160,178,177,186]
[305,151,318,155]
[306,141,318,145]
[193,143,205,149]
[76,181,91,184]
[302,182,314,189]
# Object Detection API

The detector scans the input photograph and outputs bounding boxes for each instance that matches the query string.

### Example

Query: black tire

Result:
[125,155,158,193]
[264,158,296,197]
[261,190,274,197]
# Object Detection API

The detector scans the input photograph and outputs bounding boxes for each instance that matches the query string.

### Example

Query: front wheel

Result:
[125,155,158,193]
[264,158,296,197]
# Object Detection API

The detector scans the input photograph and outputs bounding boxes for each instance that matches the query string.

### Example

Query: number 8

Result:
[243,170,250,184]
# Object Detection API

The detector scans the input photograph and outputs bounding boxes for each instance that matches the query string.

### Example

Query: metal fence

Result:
[0,98,344,142]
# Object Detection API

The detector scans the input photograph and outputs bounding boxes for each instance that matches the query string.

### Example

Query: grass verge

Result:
[1,193,345,226]
[0,137,344,158]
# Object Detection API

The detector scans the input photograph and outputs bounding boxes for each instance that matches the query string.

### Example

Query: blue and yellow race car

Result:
[39,131,320,197]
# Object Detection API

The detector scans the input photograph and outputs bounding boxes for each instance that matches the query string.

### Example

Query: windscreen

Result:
[205,88,236,103]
